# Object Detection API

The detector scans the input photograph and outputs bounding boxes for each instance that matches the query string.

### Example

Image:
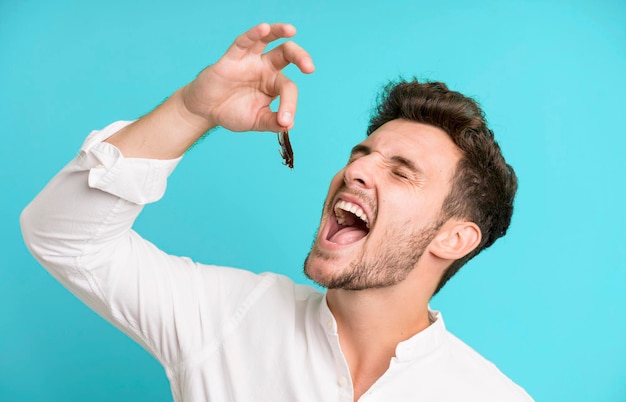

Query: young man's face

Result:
[304,119,462,290]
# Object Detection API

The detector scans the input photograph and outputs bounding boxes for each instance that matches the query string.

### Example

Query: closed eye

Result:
[347,144,424,184]
[389,155,422,183]
[393,170,409,179]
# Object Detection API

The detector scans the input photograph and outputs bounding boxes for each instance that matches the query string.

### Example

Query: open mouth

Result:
[326,199,371,245]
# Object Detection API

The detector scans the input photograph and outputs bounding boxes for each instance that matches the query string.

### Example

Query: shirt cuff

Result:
[78,120,183,205]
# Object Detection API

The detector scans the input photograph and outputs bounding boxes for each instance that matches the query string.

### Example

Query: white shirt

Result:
[21,121,533,402]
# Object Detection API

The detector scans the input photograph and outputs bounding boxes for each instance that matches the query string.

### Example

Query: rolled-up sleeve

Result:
[80,120,180,205]
[19,121,232,368]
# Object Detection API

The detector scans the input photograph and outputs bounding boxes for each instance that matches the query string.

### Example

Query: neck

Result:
[326,280,433,400]
[327,285,431,350]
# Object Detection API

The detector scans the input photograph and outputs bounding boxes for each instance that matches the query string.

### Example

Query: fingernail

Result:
[281,112,292,124]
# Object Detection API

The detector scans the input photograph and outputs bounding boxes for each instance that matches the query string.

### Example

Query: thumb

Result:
[274,73,298,128]
[255,108,291,133]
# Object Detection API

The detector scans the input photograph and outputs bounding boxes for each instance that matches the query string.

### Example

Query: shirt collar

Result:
[319,293,338,334]
[394,309,446,361]
[318,295,446,361]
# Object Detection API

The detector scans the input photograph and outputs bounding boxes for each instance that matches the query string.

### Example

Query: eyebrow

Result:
[350,144,423,174]
[350,144,371,157]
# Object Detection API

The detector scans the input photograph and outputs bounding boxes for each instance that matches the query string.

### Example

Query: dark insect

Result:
[277,130,294,169]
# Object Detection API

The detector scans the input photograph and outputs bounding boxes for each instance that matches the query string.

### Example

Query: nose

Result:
[343,154,376,189]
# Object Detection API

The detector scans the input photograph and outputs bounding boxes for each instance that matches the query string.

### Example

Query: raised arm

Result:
[106,22,315,159]
[20,23,315,368]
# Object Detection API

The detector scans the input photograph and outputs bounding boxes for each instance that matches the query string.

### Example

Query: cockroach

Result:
[277,130,294,169]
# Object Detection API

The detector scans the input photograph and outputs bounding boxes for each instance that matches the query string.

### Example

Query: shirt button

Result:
[337,376,348,387]
[326,319,333,330]
[95,164,104,169]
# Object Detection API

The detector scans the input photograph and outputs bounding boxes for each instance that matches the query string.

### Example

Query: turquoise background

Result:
[2,0,625,401]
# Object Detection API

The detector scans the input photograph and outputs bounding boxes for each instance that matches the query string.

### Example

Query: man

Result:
[21,23,533,401]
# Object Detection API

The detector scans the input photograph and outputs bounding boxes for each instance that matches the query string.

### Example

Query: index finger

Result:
[265,41,315,74]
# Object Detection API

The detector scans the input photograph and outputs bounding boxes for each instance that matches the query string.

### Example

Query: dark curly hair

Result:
[367,79,518,295]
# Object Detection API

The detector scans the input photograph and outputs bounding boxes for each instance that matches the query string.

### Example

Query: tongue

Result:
[329,226,368,245]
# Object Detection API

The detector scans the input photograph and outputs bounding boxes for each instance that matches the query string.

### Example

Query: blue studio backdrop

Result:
[1,0,625,401]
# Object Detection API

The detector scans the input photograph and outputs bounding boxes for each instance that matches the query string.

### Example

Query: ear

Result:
[429,220,482,261]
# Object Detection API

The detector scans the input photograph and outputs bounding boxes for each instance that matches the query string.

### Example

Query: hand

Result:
[182,23,315,133]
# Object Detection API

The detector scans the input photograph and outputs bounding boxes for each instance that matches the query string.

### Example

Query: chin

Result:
[303,242,348,288]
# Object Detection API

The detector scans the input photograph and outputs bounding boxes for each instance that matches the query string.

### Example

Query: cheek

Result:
[324,170,345,204]
[379,190,428,226]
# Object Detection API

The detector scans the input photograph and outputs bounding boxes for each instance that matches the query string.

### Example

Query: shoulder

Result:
[438,327,534,401]
[194,266,322,304]
[257,271,324,303]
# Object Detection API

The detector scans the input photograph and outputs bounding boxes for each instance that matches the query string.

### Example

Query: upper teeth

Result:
[334,200,369,228]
